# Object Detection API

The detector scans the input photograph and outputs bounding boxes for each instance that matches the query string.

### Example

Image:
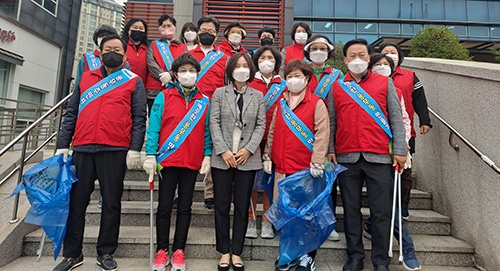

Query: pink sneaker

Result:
[152,249,169,271]
[171,249,186,271]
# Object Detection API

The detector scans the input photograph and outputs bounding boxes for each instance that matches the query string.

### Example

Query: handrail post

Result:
[9,135,28,224]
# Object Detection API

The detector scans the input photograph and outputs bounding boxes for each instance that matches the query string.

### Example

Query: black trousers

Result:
[212,167,255,256]
[63,151,127,258]
[156,167,198,251]
[338,156,393,266]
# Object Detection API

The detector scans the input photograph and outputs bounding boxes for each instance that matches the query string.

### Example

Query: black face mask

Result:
[130,30,145,42]
[199,32,216,46]
[260,37,273,46]
[102,51,124,68]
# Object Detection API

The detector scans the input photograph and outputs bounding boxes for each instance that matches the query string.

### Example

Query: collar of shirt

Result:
[201,46,214,56]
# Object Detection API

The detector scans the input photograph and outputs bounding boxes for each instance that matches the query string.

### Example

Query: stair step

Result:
[91,180,433,210]
[23,226,474,267]
[0,257,480,271]
[85,201,451,236]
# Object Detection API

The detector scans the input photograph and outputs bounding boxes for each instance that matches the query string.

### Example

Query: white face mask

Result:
[386,54,399,66]
[286,77,307,93]
[228,33,242,45]
[232,67,250,82]
[183,31,197,42]
[97,37,104,47]
[177,71,197,87]
[347,58,369,74]
[309,51,328,64]
[294,32,308,45]
[372,65,392,77]
[258,60,275,75]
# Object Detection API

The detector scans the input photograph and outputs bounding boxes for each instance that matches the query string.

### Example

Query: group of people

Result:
[52,12,431,271]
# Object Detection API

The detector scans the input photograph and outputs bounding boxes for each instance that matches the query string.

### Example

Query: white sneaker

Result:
[327,229,341,241]
[260,221,275,239]
[245,220,258,239]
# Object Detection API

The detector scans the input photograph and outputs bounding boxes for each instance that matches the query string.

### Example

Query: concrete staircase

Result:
[3,170,478,270]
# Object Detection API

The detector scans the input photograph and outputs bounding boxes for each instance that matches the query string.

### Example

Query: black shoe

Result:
[274,258,298,271]
[342,258,364,271]
[373,265,389,271]
[231,262,245,271]
[204,198,214,210]
[96,254,117,271]
[172,197,178,209]
[53,254,84,271]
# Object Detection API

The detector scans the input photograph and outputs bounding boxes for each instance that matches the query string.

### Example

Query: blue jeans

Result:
[365,208,415,252]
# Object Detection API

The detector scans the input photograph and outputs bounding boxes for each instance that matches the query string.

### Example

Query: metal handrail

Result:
[428,107,500,174]
[0,93,72,223]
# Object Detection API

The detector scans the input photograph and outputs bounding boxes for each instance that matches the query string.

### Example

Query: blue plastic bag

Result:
[253,169,274,202]
[265,162,346,266]
[10,154,78,260]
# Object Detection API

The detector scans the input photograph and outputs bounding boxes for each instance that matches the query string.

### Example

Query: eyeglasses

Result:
[199,28,216,35]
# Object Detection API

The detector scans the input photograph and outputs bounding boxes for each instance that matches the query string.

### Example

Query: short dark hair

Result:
[225,53,256,83]
[303,34,335,61]
[252,46,281,74]
[343,38,369,57]
[291,22,312,42]
[197,16,220,32]
[369,53,396,76]
[379,42,404,65]
[99,34,127,53]
[258,26,276,39]
[284,59,314,83]
[179,22,199,44]
[121,18,148,45]
[158,14,176,27]
[93,24,117,46]
[171,53,201,73]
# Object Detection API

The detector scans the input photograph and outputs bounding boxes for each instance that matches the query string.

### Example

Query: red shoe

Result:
[171,249,186,271]
[152,249,169,271]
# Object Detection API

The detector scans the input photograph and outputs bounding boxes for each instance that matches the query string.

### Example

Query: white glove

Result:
[263,161,273,174]
[54,148,69,162]
[142,155,157,177]
[126,150,142,170]
[310,163,324,178]
[199,156,211,174]
[404,152,412,169]
[158,72,171,86]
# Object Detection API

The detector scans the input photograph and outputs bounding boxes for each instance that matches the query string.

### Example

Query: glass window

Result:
[0,60,10,105]
[445,0,466,21]
[356,34,379,44]
[423,0,444,20]
[489,2,500,23]
[335,1,355,17]
[357,22,378,33]
[469,26,489,37]
[335,34,356,44]
[380,0,401,18]
[491,27,500,38]
[401,0,423,19]
[17,86,45,119]
[31,0,57,15]
[294,0,312,16]
[402,24,423,35]
[447,25,467,36]
[312,21,334,33]
[313,0,333,17]
[0,0,21,18]
[357,0,378,18]
[380,23,401,34]
[467,1,488,22]
[336,22,355,33]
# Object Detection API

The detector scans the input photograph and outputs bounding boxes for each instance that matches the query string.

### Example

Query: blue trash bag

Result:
[10,154,78,260]
[265,161,347,266]
[253,169,274,202]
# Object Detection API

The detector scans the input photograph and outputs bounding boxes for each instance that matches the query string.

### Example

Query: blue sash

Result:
[156,96,209,163]
[155,40,174,71]
[78,69,137,115]
[314,69,341,99]
[264,80,286,112]
[197,50,224,82]
[85,51,101,71]
[338,78,393,139]
[279,99,314,151]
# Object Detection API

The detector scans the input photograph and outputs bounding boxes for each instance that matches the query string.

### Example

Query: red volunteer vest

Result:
[392,66,416,137]
[83,50,100,72]
[145,40,186,90]
[187,45,228,100]
[126,40,148,85]
[284,43,305,64]
[218,40,248,58]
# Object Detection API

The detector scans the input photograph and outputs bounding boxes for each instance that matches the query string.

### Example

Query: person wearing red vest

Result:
[53,35,147,271]
[122,18,149,86]
[218,21,248,57]
[146,14,187,113]
[330,39,407,271]
[187,16,229,211]
[245,46,284,240]
[142,53,212,271]
[380,42,432,221]
[263,60,329,271]
[279,22,312,76]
